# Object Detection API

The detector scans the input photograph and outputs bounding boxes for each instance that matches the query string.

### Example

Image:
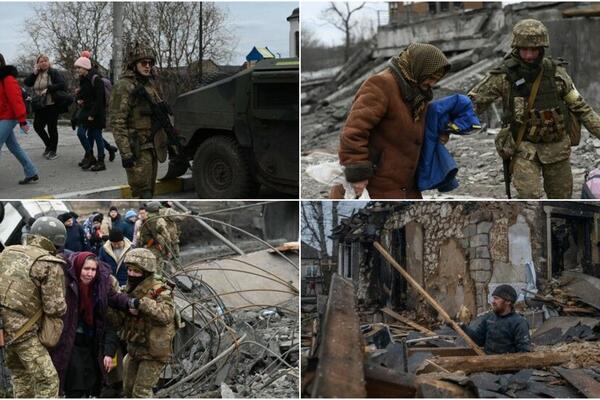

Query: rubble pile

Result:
[301,4,599,199]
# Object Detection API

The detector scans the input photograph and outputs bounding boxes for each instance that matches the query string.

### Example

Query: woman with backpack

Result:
[24,54,70,160]
[74,55,109,171]
[0,53,39,184]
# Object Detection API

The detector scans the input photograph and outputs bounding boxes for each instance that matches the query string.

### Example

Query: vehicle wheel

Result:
[192,136,259,198]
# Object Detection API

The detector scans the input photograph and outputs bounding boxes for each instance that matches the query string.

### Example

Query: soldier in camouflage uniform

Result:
[138,202,174,271]
[110,43,169,199]
[469,19,600,198]
[0,217,67,397]
[117,248,176,398]
[158,202,182,257]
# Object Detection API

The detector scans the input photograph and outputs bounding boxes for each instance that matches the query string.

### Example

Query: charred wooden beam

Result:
[408,347,478,357]
[417,351,570,374]
[381,307,436,336]
[555,367,600,398]
[311,274,366,398]
[363,364,416,398]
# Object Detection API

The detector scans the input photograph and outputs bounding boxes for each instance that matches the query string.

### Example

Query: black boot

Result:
[108,146,118,162]
[78,152,92,167]
[91,157,106,171]
[81,155,97,170]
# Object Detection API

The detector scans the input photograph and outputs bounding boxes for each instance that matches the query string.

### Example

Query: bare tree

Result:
[22,2,112,70]
[301,202,330,260]
[320,2,366,62]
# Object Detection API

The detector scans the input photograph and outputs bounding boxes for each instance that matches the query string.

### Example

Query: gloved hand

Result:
[122,156,135,169]
[128,298,140,309]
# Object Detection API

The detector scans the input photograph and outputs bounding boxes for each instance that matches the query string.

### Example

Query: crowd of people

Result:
[0,202,182,398]
[0,43,173,198]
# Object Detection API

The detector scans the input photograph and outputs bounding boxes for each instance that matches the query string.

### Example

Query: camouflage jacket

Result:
[118,275,176,361]
[138,212,173,257]
[469,56,600,163]
[0,237,66,344]
[109,69,165,160]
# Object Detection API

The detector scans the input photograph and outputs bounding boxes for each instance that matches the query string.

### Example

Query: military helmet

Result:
[126,42,157,66]
[124,248,157,273]
[511,19,549,48]
[145,201,161,213]
[30,216,67,247]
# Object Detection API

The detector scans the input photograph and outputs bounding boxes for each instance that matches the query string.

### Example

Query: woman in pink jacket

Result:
[0,53,39,184]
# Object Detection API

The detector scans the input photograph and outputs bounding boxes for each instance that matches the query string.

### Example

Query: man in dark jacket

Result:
[58,212,87,253]
[98,228,132,286]
[463,284,531,354]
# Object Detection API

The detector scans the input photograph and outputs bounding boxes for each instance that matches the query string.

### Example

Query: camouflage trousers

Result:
[126,149,158,199]
[122,354,165,398]
[512,155,572,199]
[5,335,59,398]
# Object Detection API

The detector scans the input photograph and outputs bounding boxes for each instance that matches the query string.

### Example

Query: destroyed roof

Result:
[329,202,413,242]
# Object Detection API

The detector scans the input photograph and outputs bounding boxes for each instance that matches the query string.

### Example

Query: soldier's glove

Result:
[128,298,140,309]
[122,156,136,169]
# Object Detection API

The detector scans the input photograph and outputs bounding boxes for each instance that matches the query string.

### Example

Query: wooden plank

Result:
[364,364,416,398]
[415,374,476,398]
[374,241,485,356]
[408,347,478,357]
[562,5,600,17]
[381,307,436,336]
[417,351,570,374]
[555,367,600,398]
[311,274,366,398]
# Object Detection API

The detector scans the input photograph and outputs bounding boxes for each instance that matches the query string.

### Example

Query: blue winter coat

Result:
[417,94,481,192]
[64,223,87,253]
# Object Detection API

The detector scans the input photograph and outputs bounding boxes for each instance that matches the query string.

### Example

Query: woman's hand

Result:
[77,99,84,105]
[88,116,94,121]
[439,133,450,144]
[103,356,114,373]
[352,180,369,197]
[41,89,47,95]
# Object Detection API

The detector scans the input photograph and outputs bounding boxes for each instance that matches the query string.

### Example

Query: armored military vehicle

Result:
[170,58,299,198]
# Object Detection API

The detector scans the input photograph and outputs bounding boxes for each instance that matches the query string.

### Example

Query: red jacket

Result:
[0,65,27,123]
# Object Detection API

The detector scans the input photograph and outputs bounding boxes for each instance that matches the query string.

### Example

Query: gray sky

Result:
[0,1,297,65]
[301,1,388,47]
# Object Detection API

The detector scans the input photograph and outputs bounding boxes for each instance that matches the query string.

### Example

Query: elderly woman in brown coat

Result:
[333,43,450,199]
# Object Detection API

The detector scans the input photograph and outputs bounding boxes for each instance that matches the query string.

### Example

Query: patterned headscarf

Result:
[389,43,450,121]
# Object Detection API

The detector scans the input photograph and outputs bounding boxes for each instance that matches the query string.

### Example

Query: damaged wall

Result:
[354,203,546,315]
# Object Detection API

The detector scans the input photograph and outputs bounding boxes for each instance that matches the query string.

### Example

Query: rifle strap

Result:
[509,66,544,175]
[8,308,43,345]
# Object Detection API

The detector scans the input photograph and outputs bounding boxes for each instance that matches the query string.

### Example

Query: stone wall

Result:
[373,202,546,314]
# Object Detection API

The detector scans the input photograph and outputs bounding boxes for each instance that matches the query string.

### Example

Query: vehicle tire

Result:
[193,136,259,198]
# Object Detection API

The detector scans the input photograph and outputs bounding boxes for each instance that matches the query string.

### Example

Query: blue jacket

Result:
[97,238,132,286]
[63,223,87,253]
[464,311,531,354]
[417,94,480,192]
[122,220,135,242]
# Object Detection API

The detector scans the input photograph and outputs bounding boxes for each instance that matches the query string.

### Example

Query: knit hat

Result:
[74,57,92,70]
[109,206,119,213]
[92,213,103,223]
[492,284,518,304]
[125,210,137,220]
[57,212,72,223]
[81,50,92,59]
[109,228,124,243]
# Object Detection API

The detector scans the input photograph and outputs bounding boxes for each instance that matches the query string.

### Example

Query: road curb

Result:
[35,175,194,199]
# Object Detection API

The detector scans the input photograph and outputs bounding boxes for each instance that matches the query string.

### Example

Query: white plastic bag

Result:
[305,162,370,199]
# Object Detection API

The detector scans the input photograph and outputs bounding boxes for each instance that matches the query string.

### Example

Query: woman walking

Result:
[49,251,131,397]
[24,54,69,160]
[0,53,39,184]
[73,56,108,171]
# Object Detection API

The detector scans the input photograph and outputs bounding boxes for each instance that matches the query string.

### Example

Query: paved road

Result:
[0,122,169,198]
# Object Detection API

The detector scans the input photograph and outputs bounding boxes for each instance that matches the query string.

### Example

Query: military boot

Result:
[81,155,97,170]
[91,156,106,171]
[108,145,118,162]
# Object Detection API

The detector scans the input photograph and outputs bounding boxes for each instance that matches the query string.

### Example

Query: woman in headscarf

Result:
[23,54,69,160]
[333,43,451,199]
[49,251,131,397]
[0,53,39,184]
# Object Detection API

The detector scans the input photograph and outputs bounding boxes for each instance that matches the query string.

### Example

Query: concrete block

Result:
[473,270,492,284]
[464,224,477,238]
[470,258,491,272]
[477,221,493,234]
[475,246,490,259]
[470,233,489,248]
